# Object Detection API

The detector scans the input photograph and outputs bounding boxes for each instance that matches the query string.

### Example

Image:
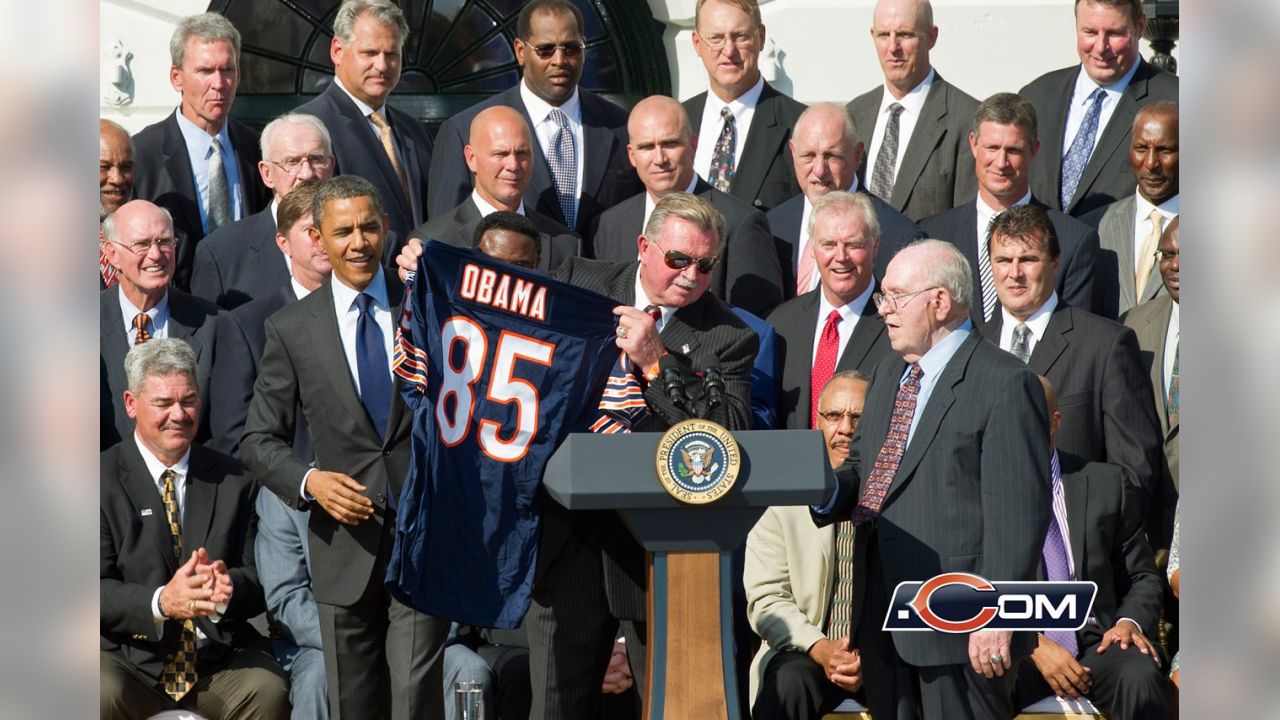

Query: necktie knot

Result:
[644,304,662,324]
[549,108,569,129]
[720,106,734,122]
[1148,209,1164,232]
[823,309,841,333]
[888,102,904,118]
[1011,322,1032,364]
[905,362,923,387]
[208,137,223,158]
[133,312,153,345]
[1087,87,1106,106]
[355,292,376,315]
[369,110,389,129]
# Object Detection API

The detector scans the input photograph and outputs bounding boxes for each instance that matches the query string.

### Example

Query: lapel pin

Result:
[682,343,691,354]
[140,508,153,517]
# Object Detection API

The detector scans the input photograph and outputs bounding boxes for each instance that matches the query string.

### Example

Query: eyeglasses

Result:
[112,237,176,255]
[873,286,940,313]
[652,236,720,274]
[818,410,862,425]
[1154,249,1179,262]
[699,32,758,51]
[526,42,585,59]
[270,153,333,175]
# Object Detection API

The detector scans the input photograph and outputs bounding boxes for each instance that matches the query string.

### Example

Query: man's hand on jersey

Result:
[306,471,374,525]
[397,237,425,283]
[612,306,662,369]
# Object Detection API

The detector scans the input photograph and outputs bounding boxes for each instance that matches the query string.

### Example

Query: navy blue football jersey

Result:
[388,240,645,628]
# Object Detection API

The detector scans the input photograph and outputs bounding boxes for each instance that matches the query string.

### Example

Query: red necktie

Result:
[810,310,842,428]
[645,304,662,328]
[100,226,118,288]
[851,363,923,525]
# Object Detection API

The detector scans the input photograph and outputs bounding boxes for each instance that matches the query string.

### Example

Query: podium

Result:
[544,428,835,720]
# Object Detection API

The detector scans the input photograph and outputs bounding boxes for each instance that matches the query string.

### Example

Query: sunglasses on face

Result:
[652,237,720,274]
[527,42,585,59]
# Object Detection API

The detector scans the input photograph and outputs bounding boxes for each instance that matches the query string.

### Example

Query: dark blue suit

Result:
[190,207,288,310]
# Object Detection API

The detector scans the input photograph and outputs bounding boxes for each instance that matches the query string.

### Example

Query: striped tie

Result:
[978,214,998,321]
[133,313,153,345]
[827,520,857,641]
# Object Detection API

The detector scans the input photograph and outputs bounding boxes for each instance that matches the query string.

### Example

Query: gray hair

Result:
[311,175,386,230]
[102,203,174,246]
[971,92,1038,145]
[333,0,409,47]
[170,13,241,68]
[796,102,860,147]
[260,112,333,159]
[125,339,199,394]
[644,192,728,252]
[910,238,973,310]
[806,190,881,243]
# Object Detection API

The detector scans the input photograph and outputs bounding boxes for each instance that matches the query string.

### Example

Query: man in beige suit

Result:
[745,371,869,719]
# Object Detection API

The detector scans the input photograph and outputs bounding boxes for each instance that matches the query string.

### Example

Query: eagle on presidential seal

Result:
[677,440,719,485]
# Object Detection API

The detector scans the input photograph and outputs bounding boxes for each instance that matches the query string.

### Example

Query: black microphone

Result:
[701,364,725,412]
[659,354,690,414]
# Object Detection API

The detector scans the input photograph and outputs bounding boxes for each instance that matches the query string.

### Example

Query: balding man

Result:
[767,102,924,297]
[410,105,580,272]
[1086,101,1179,317]
[847,0,978,221]
[100,119,135,288]
[589,95,783,316]
[1020,0,1179,218]
[101,200,219,449]
[191,112,334,309]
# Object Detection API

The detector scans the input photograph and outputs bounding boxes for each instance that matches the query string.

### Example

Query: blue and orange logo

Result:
[883,572,1097,633]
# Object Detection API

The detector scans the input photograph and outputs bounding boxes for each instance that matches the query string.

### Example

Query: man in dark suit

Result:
[410,106,579,272]
[1084,101,1179,318]
[209,182,329,458]
[980,205,1163,514]
[132,13,270,290]
[101,200,219,449]
[921,93,1101,322]
[812,238,1050,719]
[1013,376,1171,719]
[428,0,639,237]
[192,113,335,310]
[1019,0,1179,218]
[295,0,433,266]
[590,95,783,316]
[100,119,135,288]
[768,102,924,298]
[242,176,449,720]
[101,338,288,720]
[684,0,807,211]
[847,0,979,221]
[768,191,892,430]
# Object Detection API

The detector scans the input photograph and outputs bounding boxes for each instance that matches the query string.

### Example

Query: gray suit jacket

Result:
[241,278,411,607]
[1020,59,1179,217]
[847,73,979,221]
[1085,194,1169,318]
[407,196,581,273]
[100,287,219,449]
[814,331,1050,667]
[190,207,288,310]
[1122,295,1179,546]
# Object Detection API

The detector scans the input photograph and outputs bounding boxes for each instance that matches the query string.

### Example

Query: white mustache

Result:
[674,277,698,290]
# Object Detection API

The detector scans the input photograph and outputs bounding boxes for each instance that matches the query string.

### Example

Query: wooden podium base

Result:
[643,551,743,720]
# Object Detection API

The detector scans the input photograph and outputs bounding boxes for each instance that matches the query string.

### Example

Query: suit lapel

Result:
[663,304,703,359]
[1028,308,1070,376]
[161,114,203,239]
[330,85,412,222]
[1041,72,1076,191]
[181,447,216,556]
[849,88,882,184]
[890,335,975,492]
[229,121,263,213]
[101,288,130,367]
[952,203,982,285]
[836,292,887,372]
[392,111,426,222]
[579,96,615,202]
[1110,196,1138,306]
[600,194,646,262]
[735,83,786,205]
[1062,464,1088,579]
[890,79,949,210]
[167,291,200,342]
[1148,298,1171,430]
[306,284,380,439]
[791,291,822,423]
[119,441,181,576]
[1071,65,1150,212]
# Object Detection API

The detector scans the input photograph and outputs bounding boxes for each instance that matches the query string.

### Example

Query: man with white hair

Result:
[192,112,334,309]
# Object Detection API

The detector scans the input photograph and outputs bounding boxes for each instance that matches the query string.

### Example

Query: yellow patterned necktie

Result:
[370,110,411,207]
[1135,209,1164,299]
[158,469,198,701]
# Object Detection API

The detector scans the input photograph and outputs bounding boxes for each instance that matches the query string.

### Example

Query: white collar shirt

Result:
[174,109,246,233]
[1062,59,1142,164]
[693,75,765,182]
[119,288,170,343]
[867,69,934,184]
[810,281,874,366]
[521,81,585,220]
[330,268,394,394]
[333,77,402,158]
[998,292,1059,354]
[470,190,526,218]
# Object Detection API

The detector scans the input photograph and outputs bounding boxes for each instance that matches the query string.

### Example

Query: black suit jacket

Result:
[683,82,807,212]
[100,441,264,682]
[547,258,759,621]
[408,197,581,272]
[100,287,219,449]
[815,331,1050,667]
[241,277,410,607]
[190,207,288,310]
[132,112,270,290]
[766,189,925,299]
[209,283,313,461]
[981,304,1163,510]
[920,197,1103,320]
[1020,59,1179,217]
[587,179,784,317]
[767,287,893,430]
[847,73,979,221]
[427,85,640,237]
[295,82,433,264]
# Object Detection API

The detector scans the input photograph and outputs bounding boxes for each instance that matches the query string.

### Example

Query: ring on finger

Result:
[616,326,628,339]
[990,654,1004,665]
[187,600,195,612]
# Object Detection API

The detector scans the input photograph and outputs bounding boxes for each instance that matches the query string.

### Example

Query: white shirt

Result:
[1163,300,1179,400]
[999,292,1059,355]
[1062,60,1142,165]
[290,277,313,302]
[810,281,874,366]
[641,176,701,248]
[174,109,246,233]
[693,75,765,182]
[632,268,675,332]
[521,81,585,222]
[907,321,971,445]
[975,190,1032,258]
[333,77,403,161]
[118,288,170,343]
[471,190,526,218]
[1133,192,1180,270]
[796,177,862,287]
[867,69,934,183]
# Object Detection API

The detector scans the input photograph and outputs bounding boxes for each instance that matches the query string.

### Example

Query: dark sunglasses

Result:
[528,42,585,59]
[652,237,719,274]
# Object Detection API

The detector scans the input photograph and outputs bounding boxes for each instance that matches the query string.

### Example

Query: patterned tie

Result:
[547,108,578,229]
[796,235,818,296]
[206,137,231,233]
[869,103,904,200]
[133,313,153,345]
[810,310,842,428]
[158,469,198,700]
[100,225,118,288]
[1042,459,1078,656]
[1166,340,1179,427]
[1010,322,1032,363]
[851,363,923,525]
[827,520,857,641]
[1135,209,1165,299]
[644,304,663,331]
[369,110,411,207]
[1059,88,1106,210]
[978,214,998,321]
[355,293,392,441]
[708,106,737,193]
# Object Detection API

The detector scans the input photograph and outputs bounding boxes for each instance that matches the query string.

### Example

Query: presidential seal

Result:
[655,419,742,505]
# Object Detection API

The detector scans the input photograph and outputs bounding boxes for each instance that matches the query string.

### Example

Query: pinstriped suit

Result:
[526,258,759,720]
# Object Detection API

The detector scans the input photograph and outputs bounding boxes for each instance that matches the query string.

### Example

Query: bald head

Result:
[1038,374,1062,446]
[466,106,535,211]
[100,119,135,216]
[871,0,938,98]
[627,95,696,197]
[791,102,863,201]
[104,200,176,305]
